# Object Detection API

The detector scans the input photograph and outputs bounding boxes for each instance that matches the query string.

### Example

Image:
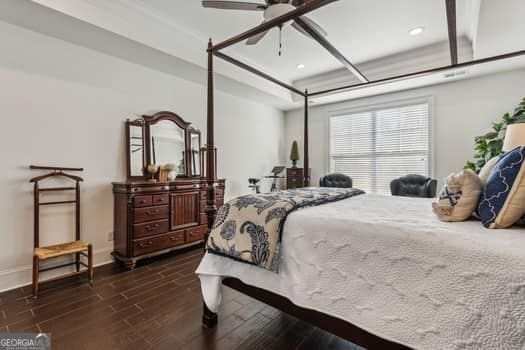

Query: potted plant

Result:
[465,97,525,172]
[290,140,299,168]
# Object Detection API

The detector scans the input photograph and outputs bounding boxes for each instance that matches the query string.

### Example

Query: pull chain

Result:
[278,24,283,56]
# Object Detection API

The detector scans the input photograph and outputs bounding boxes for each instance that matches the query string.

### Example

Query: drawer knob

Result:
[145,224,158,231]
[170,236,181,241]
[139,241,153,248]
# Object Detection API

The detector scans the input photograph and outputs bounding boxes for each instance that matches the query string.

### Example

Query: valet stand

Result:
[29,165,93,297]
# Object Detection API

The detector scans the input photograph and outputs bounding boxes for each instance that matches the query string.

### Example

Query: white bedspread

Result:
[196,194,525,350]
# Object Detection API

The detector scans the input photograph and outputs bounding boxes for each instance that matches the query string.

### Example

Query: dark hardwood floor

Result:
[0,248,362,350]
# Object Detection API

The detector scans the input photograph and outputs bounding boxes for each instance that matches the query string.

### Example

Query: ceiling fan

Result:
[202,0,329,46]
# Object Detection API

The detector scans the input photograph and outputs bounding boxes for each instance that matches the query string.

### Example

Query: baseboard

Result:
[0,247,114,293]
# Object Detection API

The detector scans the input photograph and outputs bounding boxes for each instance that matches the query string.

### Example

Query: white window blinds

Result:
[329,103,430,194]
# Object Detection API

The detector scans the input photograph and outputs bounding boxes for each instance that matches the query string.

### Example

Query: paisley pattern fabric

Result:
[478,146,525,228]
[206,187,364,272]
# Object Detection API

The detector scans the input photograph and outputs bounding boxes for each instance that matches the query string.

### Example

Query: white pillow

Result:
[432,169,482,222]
[478,156,500,187]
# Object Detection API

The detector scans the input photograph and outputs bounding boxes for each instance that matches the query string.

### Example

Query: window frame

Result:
[325,96,435,193]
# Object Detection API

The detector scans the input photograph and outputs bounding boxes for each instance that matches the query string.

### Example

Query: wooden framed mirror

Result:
[125,119,146,179]
[144,111,191,178]
[188,127,202,177]
[124,111,203,181]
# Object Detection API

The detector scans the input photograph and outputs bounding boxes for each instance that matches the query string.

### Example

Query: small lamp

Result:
[503,124,525,152]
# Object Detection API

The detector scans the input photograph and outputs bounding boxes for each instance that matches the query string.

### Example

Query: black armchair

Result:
[390,174,437,198]
[319,173,353,188]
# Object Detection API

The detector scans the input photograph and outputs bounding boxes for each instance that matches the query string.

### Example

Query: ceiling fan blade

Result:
[296,15,327,37]
[202,1,266,11]
[246,27,269,45]
[292,21,312,38]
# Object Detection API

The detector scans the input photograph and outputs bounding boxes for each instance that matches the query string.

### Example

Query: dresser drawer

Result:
[131,185,169,194]
[133,195,152,208]
[186,225,207,243]
[287,177,302,185]
[152,194,169,205]
[287,168,303,177]
[133,219,168,239]
[133,205,168,224]
[132,231,185,256]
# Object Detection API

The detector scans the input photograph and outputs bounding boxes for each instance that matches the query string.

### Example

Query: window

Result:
[329,102,430,194]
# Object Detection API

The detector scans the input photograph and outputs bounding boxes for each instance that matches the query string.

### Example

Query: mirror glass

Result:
[129,124,145,177]
[190,132,201,176]
[150,120,186,175]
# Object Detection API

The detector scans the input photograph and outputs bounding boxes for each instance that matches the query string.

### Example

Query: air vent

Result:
[444,70,468,78]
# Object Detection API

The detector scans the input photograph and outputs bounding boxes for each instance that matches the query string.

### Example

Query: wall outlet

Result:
[107,232,114,242]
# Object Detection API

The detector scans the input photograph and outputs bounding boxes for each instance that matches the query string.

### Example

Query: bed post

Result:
[203,39,219,329]
[304,89,310,187]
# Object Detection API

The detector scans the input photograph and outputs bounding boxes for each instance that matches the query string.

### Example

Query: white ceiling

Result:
[1,0,524,110]
[142,0,474,81]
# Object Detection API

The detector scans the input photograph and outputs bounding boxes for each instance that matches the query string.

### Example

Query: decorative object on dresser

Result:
[286,167,310,189]
[29,165,93,297]
[290,140,299,168]
[113,111,225,269]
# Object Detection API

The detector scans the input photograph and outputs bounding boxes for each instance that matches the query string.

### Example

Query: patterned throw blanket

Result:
[206,187,364,272]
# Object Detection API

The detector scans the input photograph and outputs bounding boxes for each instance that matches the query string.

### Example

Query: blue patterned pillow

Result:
[478,146,525,228]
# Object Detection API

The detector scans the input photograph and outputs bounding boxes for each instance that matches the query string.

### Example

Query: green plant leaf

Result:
[464,161,476,171]
[483,131,498,139]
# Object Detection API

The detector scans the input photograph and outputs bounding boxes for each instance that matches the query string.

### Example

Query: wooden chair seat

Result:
[34,240,89,260]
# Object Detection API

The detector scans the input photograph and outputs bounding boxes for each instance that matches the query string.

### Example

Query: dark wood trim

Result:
[309,49,525,96]
[445,0,458,65]
[205,40,217,241]
[221,277,412,350]
[294,17,368,83]
[125,118,146,180]
[211,0,339,52]
[111,241,203,270]
[214,51,305,96]
[29,165,83,171]
[143,111,191,130]
[304,90,310,186]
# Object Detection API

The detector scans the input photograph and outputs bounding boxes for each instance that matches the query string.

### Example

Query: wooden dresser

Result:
[286,167,306,189]
[112,178,225,269]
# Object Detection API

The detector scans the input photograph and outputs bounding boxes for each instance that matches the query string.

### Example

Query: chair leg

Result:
[75,252,80,272]
[87,244,94,284]
[32,255,39,298]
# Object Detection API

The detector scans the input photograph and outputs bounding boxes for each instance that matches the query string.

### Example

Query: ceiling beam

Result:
[214,51,305,96]
[294,17,368,83]
[445,0,458,65]
[211,0,339,51]
[308,49,525,96]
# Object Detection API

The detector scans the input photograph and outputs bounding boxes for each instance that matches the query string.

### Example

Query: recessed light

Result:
[296,64,305,69]
[409,26,424,36]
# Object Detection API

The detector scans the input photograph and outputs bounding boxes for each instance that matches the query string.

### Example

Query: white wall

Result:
[0,21,285,291]
[285,69,525,188]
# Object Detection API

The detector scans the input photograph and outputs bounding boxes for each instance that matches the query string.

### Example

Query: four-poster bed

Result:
[199,0,525,348]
